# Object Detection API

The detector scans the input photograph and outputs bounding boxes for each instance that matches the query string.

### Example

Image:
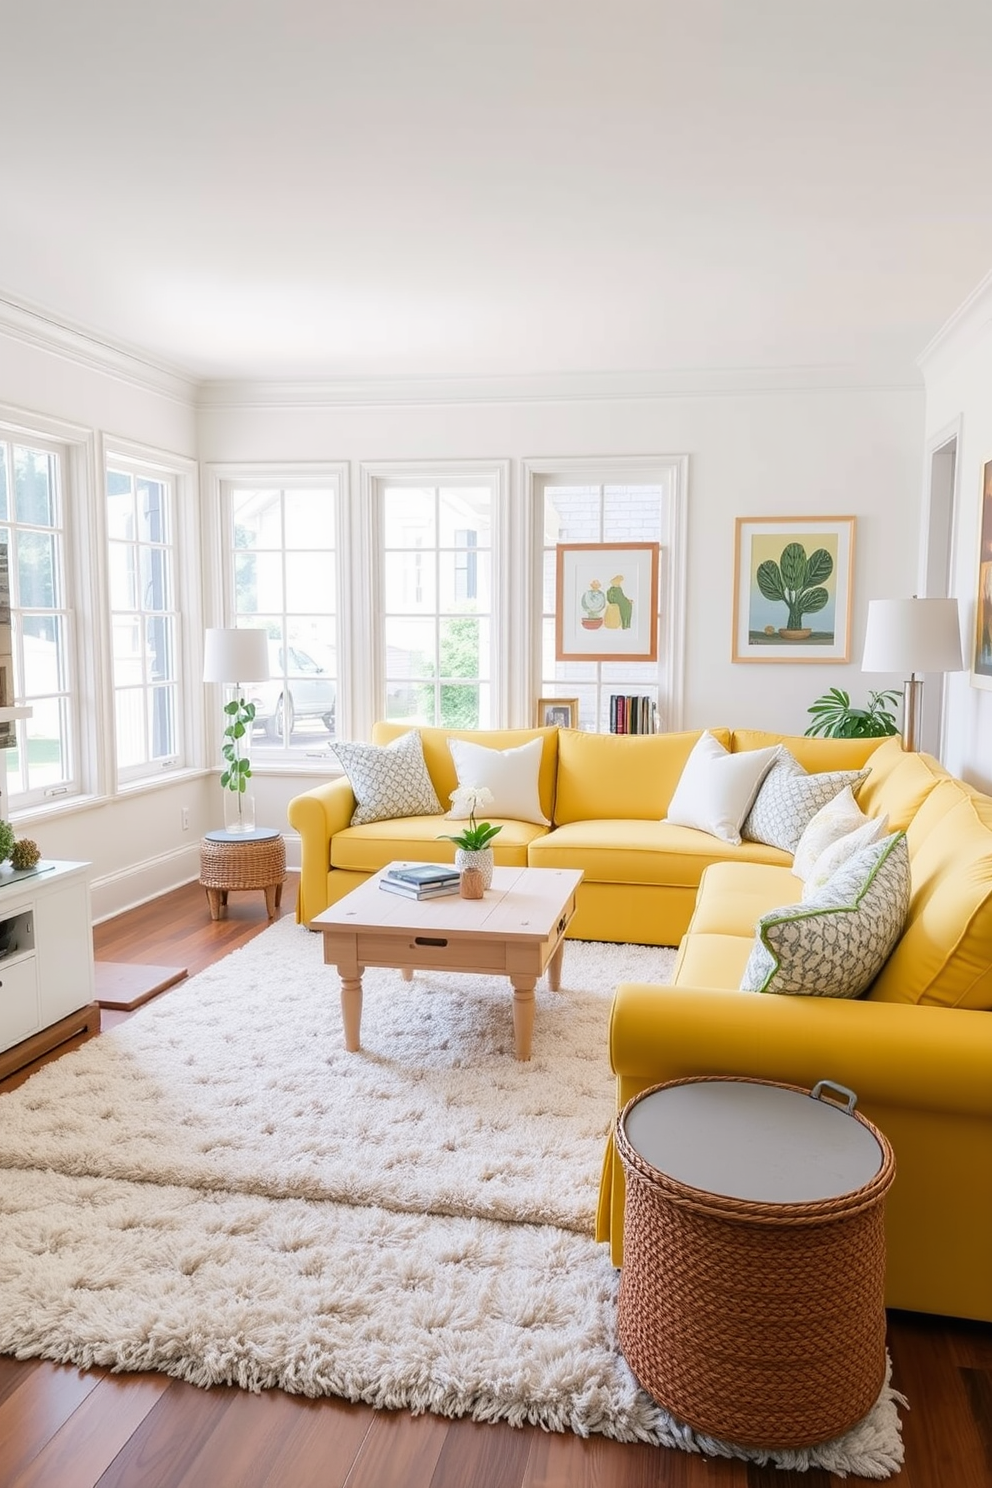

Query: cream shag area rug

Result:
[0,919,904,1477]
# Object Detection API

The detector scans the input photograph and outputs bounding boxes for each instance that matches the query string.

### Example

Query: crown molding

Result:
[0,293,197,406]
[917,267,992,379]
[196,362,922,411]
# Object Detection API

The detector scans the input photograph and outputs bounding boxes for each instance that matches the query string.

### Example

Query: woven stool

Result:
[199,828,286,921]
[615,1076,894,1449]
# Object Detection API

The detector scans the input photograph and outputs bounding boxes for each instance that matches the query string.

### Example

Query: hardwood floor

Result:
[0,875,989,1487]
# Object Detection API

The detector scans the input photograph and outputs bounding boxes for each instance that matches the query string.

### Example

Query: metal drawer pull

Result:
[414,936,448,947]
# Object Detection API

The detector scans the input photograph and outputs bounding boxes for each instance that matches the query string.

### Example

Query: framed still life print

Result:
[732,516,855,663]
[972,458,992,690]
[555,542,660,662]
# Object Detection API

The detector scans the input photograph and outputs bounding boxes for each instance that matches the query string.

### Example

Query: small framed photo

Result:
[972,458,992,691]
[536,697,578,729]
[733,516,855,663]
[555,542,660,662]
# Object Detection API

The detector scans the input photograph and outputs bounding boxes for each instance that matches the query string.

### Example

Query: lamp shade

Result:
[203,627,270,683]
[861,598,965,675]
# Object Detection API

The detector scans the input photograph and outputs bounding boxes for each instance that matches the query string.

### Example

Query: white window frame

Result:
[524,456,687,732]
[103,442,197,788]
[361,460,510,737]
[204,463,349,771]
[0,409,97,814]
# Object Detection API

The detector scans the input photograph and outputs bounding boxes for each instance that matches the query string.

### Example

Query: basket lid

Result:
[622,1079,884,1204]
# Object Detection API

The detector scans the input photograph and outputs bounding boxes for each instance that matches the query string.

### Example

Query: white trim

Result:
[917,266,992,379]
[197,364,923,412]
[0,293,197,406]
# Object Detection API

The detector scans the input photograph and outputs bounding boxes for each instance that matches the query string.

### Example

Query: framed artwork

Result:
[535,696,578,729]
[555,542,659,662]
[972,458,992,690]
[732,517,855,663]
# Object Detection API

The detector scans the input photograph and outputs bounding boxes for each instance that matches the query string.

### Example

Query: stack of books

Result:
[609,694,659,734]
[380,863,461,899]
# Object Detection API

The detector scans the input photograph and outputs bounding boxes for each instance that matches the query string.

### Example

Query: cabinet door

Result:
[0,955,39,1051]
[35,879,95,1025]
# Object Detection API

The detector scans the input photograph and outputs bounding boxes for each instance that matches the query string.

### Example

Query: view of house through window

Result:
[106,462,181,782]
[228,484,338,759]
[0,437,76,805]
[381,481,494,729]
[540,482,664,732]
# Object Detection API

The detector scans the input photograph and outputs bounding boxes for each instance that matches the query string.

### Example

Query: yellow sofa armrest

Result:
[287,776,355,925]
[608,984,992,1117]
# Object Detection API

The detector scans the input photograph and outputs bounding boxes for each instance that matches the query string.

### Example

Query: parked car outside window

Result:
[249,643,336,742]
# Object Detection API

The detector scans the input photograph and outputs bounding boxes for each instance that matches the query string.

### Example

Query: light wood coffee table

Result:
[313,863,584,1061]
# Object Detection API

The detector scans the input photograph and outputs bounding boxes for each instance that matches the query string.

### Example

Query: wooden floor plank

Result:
[1,876,990,1488]
[10,1374,169,1488]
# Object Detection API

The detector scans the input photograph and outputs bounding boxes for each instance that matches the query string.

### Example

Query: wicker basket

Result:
[199,833,286,892]
[615,1076,895,1449]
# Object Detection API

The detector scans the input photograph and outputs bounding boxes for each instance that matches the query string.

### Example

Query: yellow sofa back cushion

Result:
[858,738,950,828]
[730,730,883,773]
[553,728,731,824]
[870,781,992,1009]
[370,723,559,824]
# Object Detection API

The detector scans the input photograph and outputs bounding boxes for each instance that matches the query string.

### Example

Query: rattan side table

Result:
[615,1076,894,1449]
[199,828,286,921]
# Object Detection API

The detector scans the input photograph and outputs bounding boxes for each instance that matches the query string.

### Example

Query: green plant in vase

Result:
[220,692,257,829]
[438,786,502,889]
[805,687,902,738]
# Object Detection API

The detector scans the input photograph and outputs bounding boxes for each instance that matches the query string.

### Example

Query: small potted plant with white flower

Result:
[438,785,502,889]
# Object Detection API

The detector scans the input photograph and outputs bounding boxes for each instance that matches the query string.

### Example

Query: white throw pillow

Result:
[740,832,910,999]
[801,813,891,899]
[663,732,781,845]
[447,736,550,826]
[792,785,871,881]
[741,749,870,855]
[333,730,442,826]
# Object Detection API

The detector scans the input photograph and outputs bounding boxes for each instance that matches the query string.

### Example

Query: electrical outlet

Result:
[181,806,190,831]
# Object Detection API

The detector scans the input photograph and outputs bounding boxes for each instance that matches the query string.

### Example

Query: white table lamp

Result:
[203,628,269,832]
[203,628,270,686]
[861,597,964,751]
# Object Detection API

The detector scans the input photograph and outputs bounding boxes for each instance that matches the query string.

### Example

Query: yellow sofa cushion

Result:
[553,728,731,824]
[371,723,559,826]
[684,861,802,938]
[870,783,992,1009]
[527,818,790,886]
[731,730,883,773]
[329,815,542,873]
[858,737,949,828]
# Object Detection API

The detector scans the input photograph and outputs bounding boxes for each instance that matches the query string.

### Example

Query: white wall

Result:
[200,376,925,736]
[920,273,992,792]
[0,318,209,919]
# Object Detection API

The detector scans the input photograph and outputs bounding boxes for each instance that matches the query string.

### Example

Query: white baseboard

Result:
[90,835,302,924]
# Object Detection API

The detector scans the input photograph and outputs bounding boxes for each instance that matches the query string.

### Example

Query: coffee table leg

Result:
[547,940,565,992]
[401,967,413,982]
[340,974,364,1052]
[510,976,536,1061]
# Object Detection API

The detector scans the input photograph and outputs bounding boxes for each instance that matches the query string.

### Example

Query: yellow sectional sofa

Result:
[596,734,992,1324]
[288,721,881,940]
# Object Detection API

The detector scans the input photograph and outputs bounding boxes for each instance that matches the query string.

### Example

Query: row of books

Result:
[379,862,461,900]
[609,694,659,734]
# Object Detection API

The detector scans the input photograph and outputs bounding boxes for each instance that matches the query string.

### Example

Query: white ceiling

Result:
[2,0,991,384]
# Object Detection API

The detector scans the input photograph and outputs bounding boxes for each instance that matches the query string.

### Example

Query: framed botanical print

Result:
[972,458,992,690]
[732,516,855,663]
[555,542,659,662]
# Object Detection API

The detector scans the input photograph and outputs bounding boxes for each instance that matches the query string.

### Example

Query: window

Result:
[377,476,496,730]
[106,459,182,783]
[0,436,77,805]
[226,482,339,761]
[531,459,687,734]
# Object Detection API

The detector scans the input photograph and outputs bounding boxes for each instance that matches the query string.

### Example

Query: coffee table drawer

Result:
[355,932,507,975]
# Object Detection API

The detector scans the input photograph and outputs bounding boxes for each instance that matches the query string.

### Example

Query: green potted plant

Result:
[220,693,257,830]
[438,786,502,888]
[805,687,902,738]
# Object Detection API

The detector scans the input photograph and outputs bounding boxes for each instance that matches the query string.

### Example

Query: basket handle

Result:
[810,1079,858,1115]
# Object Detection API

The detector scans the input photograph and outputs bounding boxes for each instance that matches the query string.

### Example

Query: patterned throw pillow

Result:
[792,785,872,880]
[740,832,911,999]
[801,813,891,899]
[333,730,442,826]
[741,748,870,854]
